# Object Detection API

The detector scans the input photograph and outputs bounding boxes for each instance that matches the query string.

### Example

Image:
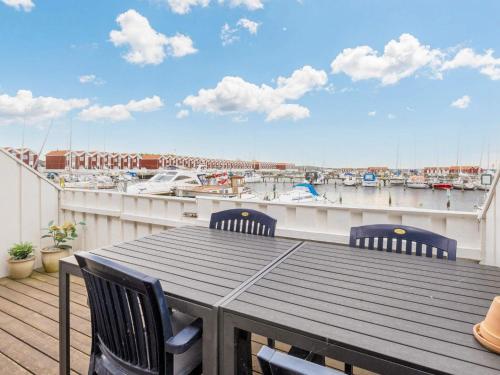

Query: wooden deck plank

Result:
[0,311,90,374]
[0,285,91,336]
[16,277,88,307]
[0,352,31,375]
[0,328,61,375]
[0,295,91,354]
[0,278,90,320]
[30,271,88,296]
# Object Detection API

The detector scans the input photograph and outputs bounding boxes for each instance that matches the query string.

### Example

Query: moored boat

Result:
[432,182,453,190]
[127,169,206,195]
[274,183,326,203]
[406,175,428,189]
[361,172,378,187]
[343,173,358,186]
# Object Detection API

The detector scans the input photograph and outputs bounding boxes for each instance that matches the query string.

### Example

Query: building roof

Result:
[141,154,161,160]
[46,150,69,156]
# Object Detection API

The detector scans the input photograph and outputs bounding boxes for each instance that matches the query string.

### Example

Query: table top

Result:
[86,226,301,307]
[223,240,500,375]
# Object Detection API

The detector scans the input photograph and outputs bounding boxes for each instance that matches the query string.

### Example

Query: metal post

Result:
[59,262,71,375]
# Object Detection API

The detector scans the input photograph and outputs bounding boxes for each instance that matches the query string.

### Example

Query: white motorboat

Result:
[127,169,206,195]
[390,174,406,185]
[243,170,262,183]
[361,172,378,187]
[273,183,326,203]
[63,175,97,189]
[305,171,326,185]
[95,175,115,189]
[406,175,428,189]
[343,173,358,186]
[453,177,476,190]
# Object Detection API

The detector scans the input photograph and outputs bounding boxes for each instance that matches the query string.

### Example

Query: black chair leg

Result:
[345,363,353,374]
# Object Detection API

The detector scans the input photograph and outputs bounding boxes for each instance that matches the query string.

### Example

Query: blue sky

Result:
[0,0,499,168]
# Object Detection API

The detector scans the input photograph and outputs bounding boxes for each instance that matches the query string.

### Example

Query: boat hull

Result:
[432,183,452,190]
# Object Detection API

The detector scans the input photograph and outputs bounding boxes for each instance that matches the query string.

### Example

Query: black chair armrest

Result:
[165,318,203,354]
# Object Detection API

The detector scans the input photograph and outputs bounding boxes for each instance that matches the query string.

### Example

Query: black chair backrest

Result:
[75,252,174,375]
[257,346,342,375]
[349,224,457,260]
[209,208,277,237]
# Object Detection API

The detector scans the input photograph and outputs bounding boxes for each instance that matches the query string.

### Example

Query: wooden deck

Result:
[0,270,373,375]
[0,270,90,375]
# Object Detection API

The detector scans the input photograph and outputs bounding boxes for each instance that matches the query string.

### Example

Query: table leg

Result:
[59,262,71,375]
[222,313,252,375]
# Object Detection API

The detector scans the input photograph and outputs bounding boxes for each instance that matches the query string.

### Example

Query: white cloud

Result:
[0,90,89,125]
[266,104,309,121]
[167,0,209,14]
[237,18,259,34]
[218,0,264,10]
[176,109,189,119]
[451,95,471,109]
[331,33,443,85]
[387,113,396,119]
[109,9,196,65]
[79,95,164,122]
[183,65,327,121]
[220,23,239,46]
[165,33,198,57]
[1,0,34,12]
[221,18,260,46]
[368,111,376,116]
[166,0,262,14]
[441,48,500,80]
[78,74,105,85]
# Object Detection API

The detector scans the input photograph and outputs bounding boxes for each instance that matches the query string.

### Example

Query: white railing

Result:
[480,169,500,266]
[0,149,60,277]
[60,190,482,261]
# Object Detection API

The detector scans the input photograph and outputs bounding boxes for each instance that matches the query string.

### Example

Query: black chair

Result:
[258,346,343,375]
[75,252,203,375]
[349,224,457,260]
[209,208,277,237]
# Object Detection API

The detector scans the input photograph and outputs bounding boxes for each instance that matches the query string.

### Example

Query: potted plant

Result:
[41,221,85,273]
[7,242,35,279]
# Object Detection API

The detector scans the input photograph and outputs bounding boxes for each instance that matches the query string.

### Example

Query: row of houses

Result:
[44,150,294,171]
[2,147,39,169]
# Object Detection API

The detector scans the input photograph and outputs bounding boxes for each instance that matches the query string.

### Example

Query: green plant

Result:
[8,242,35,260]
[42,220,85,250]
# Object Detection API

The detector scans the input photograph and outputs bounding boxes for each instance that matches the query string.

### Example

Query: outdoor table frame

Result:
[220,241,500,375]
[58,226,302,375]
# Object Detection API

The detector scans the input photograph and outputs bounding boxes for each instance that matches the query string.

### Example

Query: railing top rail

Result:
[61,188,195,203]
[196,196,478,218]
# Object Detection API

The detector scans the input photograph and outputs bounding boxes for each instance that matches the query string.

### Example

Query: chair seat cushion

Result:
[171,310,203,375]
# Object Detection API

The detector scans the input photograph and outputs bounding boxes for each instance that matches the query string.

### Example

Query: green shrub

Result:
[8,242,35,260]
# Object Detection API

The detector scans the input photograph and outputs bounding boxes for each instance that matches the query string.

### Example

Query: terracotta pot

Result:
[481,296,500,346]
[8,256,35,279]
[40,247,70,273]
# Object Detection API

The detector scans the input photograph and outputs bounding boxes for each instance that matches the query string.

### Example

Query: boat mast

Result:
[69,118,73,174]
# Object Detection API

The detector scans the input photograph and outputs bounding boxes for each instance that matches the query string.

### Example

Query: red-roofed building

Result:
[140,154,162,169]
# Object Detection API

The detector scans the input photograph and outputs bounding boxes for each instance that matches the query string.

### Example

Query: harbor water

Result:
[249,180,486,212]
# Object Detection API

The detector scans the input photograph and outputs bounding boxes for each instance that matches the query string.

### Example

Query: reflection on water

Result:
[249,180,486,212]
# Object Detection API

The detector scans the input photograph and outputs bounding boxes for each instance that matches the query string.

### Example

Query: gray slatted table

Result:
[59,226,302,375]
[221,240,500,375]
